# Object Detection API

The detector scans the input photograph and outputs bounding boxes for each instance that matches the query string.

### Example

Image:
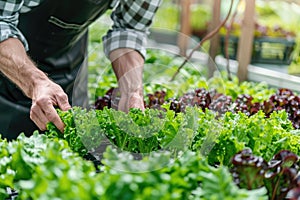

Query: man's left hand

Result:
[109,48,145,112]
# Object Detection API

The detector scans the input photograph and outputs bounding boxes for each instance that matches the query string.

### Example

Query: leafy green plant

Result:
[192,109,299,166]
[99,146,267,200]
[192,166,267,200]
[46,108,88,157]
[0,133,101,199]
[207,73,276,103]
[47,106,197,156]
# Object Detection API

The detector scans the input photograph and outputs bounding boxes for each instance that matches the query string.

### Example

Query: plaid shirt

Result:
[0,0,161,58]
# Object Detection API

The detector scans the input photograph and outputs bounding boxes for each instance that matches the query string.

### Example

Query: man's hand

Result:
[30,80,71,132]
[0,38,71,132]
[117,74,145,112]
[110,48,145,112]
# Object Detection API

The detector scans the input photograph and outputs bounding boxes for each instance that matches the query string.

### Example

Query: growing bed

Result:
[1,46,300,199]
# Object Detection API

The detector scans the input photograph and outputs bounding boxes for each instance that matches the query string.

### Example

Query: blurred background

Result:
[151,0,300,73]
[87,0,300,103]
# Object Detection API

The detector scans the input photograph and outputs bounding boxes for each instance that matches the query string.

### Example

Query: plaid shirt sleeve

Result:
[102,0,161,59]
[0,0,29,50]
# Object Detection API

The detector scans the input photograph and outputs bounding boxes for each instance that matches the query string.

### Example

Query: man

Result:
[0,0,161,139]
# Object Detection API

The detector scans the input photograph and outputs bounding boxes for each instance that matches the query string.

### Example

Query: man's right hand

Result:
[30,80,71,132]
[0,38,71,133]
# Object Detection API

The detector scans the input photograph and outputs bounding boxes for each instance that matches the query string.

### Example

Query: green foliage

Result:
[192,109,299,166]
[151,0,179,30]
[143,49,206,99]
[1,107,299,199]
[207,74,276,102]
[88,13,111,43]
[152,1,211,31]
[0,132,101,199]
[0,132,268,200]
[97,107,166,153]
[98,147,267,200]
[48,103,300,170]
[190,4,211,30]
[47,106,197,156]
[192,166,267,200]
[18,139,100,200]
[46,108,88,157]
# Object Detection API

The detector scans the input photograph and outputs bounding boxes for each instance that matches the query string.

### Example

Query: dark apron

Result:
[0,0,112,140]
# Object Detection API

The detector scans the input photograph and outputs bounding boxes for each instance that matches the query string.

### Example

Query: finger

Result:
[56,93,71,111]
[30,104,50,131]
[35,98,65,132]
[43,105,65,133]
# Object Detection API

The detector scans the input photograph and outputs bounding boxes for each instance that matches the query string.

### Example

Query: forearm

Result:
[0,38,70,132]
[110,48,144,86]
[110,48,145,111]
[0,38,48,98]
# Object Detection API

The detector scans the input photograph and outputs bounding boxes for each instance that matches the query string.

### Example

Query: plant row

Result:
[95,87,300,129]
[45,103,300,199]
[0,132,270,200]
[2,79,299,199]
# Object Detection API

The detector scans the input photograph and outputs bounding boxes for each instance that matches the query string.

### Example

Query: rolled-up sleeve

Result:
[102,0,161,59]
[0,0,28,50]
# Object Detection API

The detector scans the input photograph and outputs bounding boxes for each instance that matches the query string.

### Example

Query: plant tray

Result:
[220,36,296,65]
